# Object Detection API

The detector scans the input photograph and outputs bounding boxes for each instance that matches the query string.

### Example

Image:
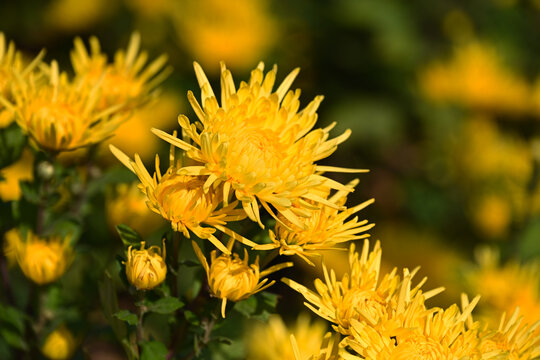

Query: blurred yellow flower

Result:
[256,179,374,265]
[0,149,33,201]
[7,61,126,152]
[4,229,73,285]
[291,332,341,360]
[172,0,277,73]
[100,91,182,163]
[472,193,511,239]
[283,240,445,335]
[110,142,251,254]
[126,240,167,290]
[0,33,44,128]
[71,32,171,113]
[106,182,165,237]
[465,247,540,328]
[246,314,327,360]
[153,62,364,230]
[420,42,530,114]
[192,240,292,317]
[45,0,111,32]
[41,325,77,360]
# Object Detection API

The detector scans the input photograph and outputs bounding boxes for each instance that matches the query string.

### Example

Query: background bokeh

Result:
[1,0,539,358]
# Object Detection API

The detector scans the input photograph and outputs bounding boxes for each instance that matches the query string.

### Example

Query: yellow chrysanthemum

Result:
[192,240,292,317]
[6,61,126,152]
[71,32,171,113]
[41,325,77,360]
[256,179,374,264]
[172,0,277,73]
[465,247,540,328]
[291,332,341,360]
[479,308,540,360]
[472,193,512,239]
[0,33,44,128]
[419,42,530,114]
[125,240,167,290]
[0,149,34,201]
[45,0,110,32]
[342,295,481,360]
[283,240,444,335]
[153,62,366,229]
[110,142,252,254]
[106,182,165,237]
[246,313,327,360]
[3,228,73,285]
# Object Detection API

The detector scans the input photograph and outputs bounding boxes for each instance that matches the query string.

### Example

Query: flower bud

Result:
[41,326,76,360]
[126,241,167,290]
[3,229,72,285]
[208,251,259,303]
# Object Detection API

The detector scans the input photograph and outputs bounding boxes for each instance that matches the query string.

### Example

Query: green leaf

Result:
[0,305,26,333]
[234,296,257,318]
[19,181,40,204]
[0,123,26,168]
[99,272,127,340]
[117,224,143,247]
[114,310,138,326]
[184,310,200,326]
[0,328,27,351]
[140,341,167,360]
[140,297,184,314]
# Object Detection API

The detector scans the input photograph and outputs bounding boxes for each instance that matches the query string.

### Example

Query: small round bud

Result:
[126,241,167,290]
[41,326,76,360]
[208,252,259,302]
[37,161,54,180]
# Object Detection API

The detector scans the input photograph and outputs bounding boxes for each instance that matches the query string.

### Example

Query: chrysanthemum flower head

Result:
[192,240,292,317]
[256,179,375,264]
[247,313,327,360]
[3,228,73,285]
[6,60,127,152]
[41,325,77,360]
[110,142,252,254]
[153,62,366,229]
[125,240,167,290]
[71,32,171,112]
[283,240,445,335]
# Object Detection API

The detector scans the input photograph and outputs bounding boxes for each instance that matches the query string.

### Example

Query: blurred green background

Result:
[1,0,539,357]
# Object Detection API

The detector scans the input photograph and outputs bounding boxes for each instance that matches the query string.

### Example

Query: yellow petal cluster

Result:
[257,179,374,264]
[192,240,292,317]
[153,62,366,231]
[41,326,77,360]
[3,228,73,285]
[125,240,167,290]
[110,143,251,254]
[0,149,33,201]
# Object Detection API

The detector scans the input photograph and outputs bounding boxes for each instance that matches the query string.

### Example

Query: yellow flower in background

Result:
[45,0,111,32]
[192,240,292,317]
[6,61,126,152]
[153,62,365,229]
[71,32,171,113]
[172,0,277,73]
[256,179,374,265]
[465,247,540,328]
[41,325,77,360]
[0,149,33,201]
[291,332,341,360]
[0,33,44,128]
[420,41,530,114]
[110,142,252,254]
[472,193,511,239]
[246,313,327,360]
[106,182,165,237]
[283,240,445,335]
[3,229,73,285]
[126,241,167,290]
[100,91,182,163]
[479,308,540,360]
